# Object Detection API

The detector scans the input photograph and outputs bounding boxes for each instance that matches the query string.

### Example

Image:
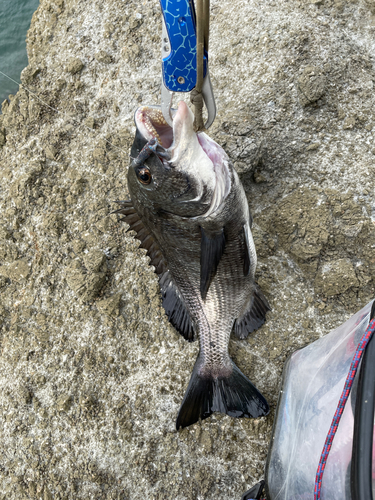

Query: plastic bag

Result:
[265,300,375,500]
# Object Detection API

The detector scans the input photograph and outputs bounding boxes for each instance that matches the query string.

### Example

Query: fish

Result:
[115,101,271,429]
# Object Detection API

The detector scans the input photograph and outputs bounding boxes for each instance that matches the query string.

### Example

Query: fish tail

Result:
[176,360,269,430]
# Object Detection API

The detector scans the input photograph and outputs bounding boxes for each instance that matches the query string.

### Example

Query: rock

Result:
[254,171,267,183]
[92,147,106,161]
[65,262,106,303]
[297,66,326,106]
[56,394,72,412]
[0,259,30,282]
[83,249,106,273]
[66,58,84,75]
[20,65,41,84]
[96,293,122,317]
[314,259,359,296]
[199,429,213,453]
[45,145,57,160]
[85,116,95,129]
[94,50,112,64]
[0,129,5,147]
[343,116,356,129]
[306,142,320,151]
[18,387,32,405]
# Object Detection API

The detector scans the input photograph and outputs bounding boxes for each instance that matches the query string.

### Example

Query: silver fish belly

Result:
[115,102,270,429]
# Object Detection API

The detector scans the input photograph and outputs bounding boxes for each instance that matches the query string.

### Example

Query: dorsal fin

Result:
[200,227,226,301]
[113,201,167,276]
[159,271,195,341]
[114,201,195,341]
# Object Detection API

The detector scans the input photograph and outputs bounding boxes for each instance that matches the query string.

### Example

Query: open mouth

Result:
[135,106,174,149]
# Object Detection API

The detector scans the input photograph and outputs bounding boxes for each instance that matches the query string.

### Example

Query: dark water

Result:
[0,0,40,104]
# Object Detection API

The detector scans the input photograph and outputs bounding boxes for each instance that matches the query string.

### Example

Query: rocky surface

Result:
[0,0,374,498]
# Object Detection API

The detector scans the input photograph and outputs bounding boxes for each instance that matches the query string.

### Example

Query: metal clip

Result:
[159,0,216,129]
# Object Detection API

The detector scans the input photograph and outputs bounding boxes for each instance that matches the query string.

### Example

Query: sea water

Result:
[0,0,40,104]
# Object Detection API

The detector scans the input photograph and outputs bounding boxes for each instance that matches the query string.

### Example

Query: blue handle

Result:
[160,0,207,92]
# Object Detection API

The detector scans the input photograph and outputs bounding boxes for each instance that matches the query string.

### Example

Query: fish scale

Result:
[120,101,271,429]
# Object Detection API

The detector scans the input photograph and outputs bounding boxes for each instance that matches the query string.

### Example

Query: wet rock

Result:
[297,66,326,106]
[314,259,359,296]
[20,65,41,84]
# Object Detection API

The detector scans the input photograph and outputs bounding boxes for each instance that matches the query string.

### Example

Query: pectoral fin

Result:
[200,227,226,301]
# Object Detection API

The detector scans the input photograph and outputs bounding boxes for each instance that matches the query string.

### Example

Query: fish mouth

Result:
[134,102,232,216]
[135,105,174,150]
[134,102,194,154]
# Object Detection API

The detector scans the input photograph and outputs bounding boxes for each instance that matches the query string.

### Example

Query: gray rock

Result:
[84,116,95,129]
[66,58,84,75]
[0,259,30,282]
[83,249,107,273]
[56,394,72,412]
[94,50,112,64]
[20,65,41,84]
[96,293,122,317]
[297,66,326,105]
[314,259,359,296]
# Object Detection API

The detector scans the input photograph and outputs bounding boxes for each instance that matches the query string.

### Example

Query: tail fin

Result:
[176,361,269,429]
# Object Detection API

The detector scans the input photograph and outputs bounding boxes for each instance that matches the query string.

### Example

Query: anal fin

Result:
[234,286,271,340]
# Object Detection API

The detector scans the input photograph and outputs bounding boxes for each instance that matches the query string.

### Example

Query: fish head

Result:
[128,102,231,218]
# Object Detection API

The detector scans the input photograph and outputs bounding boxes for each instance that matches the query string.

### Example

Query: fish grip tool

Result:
[159,0,216,131]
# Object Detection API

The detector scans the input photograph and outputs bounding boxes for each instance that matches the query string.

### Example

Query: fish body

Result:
[117,102,270,429]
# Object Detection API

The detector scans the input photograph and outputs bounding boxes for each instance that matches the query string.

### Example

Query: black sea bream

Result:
[116,101,270,429]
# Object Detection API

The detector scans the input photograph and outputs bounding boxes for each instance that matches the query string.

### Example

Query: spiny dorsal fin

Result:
[114,201,195,341]
[200,227,226,301]
[113,201,167,277]
[233,286,271,340]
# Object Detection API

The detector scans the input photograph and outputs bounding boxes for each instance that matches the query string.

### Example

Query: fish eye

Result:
[137,167,152,185]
